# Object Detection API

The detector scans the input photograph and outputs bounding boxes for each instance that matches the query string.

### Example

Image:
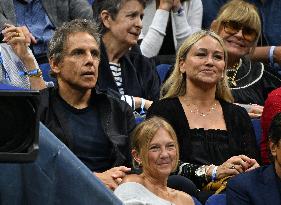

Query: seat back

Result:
[156,64,171,84]
[39,63,56,83]
[251,118,262,149]
[205,194,226,205]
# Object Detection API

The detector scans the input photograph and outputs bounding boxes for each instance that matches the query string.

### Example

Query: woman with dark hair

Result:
[92,0,160,112]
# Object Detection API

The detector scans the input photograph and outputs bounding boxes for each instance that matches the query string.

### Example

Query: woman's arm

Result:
[251,46,281,67]
[2,24,46,90]
[173,0,203,50]
[140,6,170,57]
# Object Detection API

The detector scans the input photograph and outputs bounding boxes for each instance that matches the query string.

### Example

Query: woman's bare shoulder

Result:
[122,174,144,184]
[178,190,194,205]
[170,188,195,205]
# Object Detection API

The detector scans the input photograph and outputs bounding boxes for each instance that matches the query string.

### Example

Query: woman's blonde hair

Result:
[212,0,261,53]
[131,116,179,172]
[161,30,234,103]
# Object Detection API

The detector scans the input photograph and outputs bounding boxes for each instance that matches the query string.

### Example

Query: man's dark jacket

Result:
[39,87,136,170]
[227,164,281,205]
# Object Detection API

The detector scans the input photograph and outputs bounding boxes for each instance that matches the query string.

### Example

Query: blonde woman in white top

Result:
[114,117,194,205]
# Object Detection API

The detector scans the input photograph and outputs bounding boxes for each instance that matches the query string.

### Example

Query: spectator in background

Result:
[0,24,47,89]
[114,117,195,205]
[92,0,160,112]
[211,0,281,118]
[147,30,259,202]
[227,112,281,205]
[39,19,135,190]
[260,88,281,164]
[202,0,281,72]
[0,0,93,64]
[140,0,202,65]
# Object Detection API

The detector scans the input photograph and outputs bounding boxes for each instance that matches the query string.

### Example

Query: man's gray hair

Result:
[48,19,100,64]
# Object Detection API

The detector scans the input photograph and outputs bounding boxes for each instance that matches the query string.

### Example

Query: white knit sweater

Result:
[140,0,203,58]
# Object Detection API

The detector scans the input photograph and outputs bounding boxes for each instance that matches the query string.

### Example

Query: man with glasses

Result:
[39,19,136,190]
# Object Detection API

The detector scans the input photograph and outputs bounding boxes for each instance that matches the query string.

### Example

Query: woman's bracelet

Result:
[140,98,146,115]
[19,68,42,77]
[211,166,218,181]
[205,164,215,181]
[268,46,276,67]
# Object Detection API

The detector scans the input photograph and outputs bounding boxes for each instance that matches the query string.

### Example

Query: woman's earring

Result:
[221,73,224,79]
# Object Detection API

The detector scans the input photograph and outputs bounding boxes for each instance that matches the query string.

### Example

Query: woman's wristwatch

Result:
[195,164,216,182]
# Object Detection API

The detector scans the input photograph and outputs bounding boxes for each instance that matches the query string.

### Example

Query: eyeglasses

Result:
[222,21,258,42]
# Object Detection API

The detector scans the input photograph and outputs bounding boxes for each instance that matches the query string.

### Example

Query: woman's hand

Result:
[134,97,153,110]
[159,0,174,11]
[216,155,256,179]
[248,104,263,118]
[2,24,34,62]
[245,158,260,172]
[159,0,182,12]
[236,103,263,118]
[144,99,153,110]
[94,166,131,190]
[172,0,182,12]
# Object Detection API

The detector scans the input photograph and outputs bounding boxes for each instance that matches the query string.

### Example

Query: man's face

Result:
[51,32,100,91]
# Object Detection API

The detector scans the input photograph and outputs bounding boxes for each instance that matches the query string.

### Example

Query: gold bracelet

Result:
[28,69,43,78]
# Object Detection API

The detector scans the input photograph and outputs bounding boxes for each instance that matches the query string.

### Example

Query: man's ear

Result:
[269,139,277,158]
[49,57,61,75]
[131,149,142,165]
[100,10,112,30]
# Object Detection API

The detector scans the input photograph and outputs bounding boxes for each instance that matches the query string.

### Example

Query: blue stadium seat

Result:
[192,197,202,205]
[251,118,262,149]
[39,63,56,83]
[156,64,171,84]
[205,194,226,205]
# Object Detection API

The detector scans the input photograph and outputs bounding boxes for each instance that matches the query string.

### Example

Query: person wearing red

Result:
[260,87,281,164]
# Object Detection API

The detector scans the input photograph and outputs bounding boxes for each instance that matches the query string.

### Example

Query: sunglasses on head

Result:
[222,21,258,42]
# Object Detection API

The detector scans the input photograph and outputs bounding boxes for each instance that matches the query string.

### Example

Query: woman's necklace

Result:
[226,58,242,87]
[183,99,218,117]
